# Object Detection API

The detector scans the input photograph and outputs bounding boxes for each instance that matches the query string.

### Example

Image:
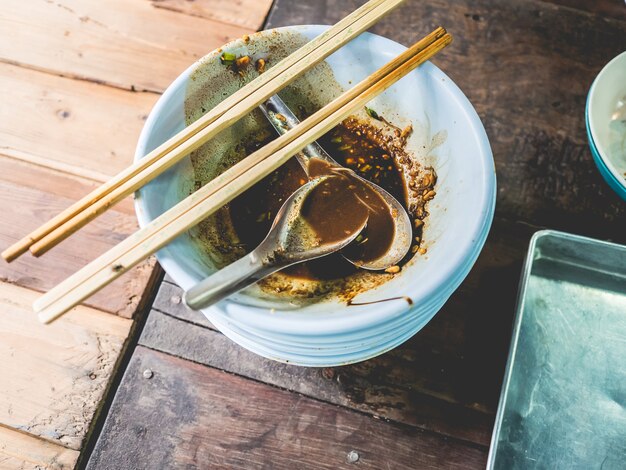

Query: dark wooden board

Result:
[547,0,626,21]
[141,217,535,442]
[88,346,488,469]
[152,280,215,329]
[140,309,494,445]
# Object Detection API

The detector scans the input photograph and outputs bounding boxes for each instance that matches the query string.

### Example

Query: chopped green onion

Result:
[365,106,380,120]
[221,52,236,65]
[331,136,343,144]
[338,144,352,151]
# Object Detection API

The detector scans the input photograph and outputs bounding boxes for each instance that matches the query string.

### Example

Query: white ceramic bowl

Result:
[586,51,626,201]
[135,25,496,366]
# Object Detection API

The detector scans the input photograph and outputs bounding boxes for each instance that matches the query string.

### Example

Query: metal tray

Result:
[488,230,626,469]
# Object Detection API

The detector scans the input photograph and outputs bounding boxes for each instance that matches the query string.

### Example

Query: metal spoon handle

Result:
[259,95,337,171]
[184,250,280,310]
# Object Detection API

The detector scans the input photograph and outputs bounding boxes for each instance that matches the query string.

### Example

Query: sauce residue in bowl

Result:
[229,118,405,281]
[184,30,439,302]
[304,158,394,262]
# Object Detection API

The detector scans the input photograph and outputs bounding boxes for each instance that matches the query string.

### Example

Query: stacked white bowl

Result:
[135,26,496,366]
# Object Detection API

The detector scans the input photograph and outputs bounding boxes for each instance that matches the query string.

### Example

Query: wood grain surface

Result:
[87,346,488,469]
[548,0,626,20]
[0,0,250,92]
[0,171,157,318]
[0,62,159,180]
[141,307,495,445]
[0,0,273,466]
[150,0,274,30]
[0,282,131,450]
[0,157,135,216]
[0,426,78,470]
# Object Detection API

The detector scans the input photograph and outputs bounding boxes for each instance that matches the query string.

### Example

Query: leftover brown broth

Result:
[229,119,404,280]
[301,162,370,246]
[305,158,394,262]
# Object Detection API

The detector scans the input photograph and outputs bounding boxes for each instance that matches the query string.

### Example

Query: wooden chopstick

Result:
[1,0,402,262]
[35,29,452,323]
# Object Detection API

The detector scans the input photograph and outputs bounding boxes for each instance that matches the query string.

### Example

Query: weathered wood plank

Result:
[0,0,249,92]
[150,0,274,30]
[152,280,215,329]
[0,62,158,180]
[266,0,626,242]
[88,346,488,469]
[0,0,273,466]
[0,177,156,317]
[0,426,78,470]
[140,309,494,446]
[543,0,626,21]
[0,282,132,450]
[0,156,135,216]
[0,64,159,317]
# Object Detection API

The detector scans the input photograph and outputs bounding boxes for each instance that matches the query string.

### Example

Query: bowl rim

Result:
[585,115,626,201]
[134,24,496,336]
[586,50,626,192]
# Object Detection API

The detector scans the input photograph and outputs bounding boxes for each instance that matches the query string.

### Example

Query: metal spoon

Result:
[184,177,367,311]
[259,94,412,270]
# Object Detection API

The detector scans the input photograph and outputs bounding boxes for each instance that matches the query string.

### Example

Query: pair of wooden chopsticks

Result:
[3,0,451,323]
[34,27,451,324]
[2,0,403,263]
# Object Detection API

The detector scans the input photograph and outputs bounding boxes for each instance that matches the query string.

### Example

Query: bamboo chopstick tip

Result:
[37,312,50,324]
[1,250,16,263]
[28,242,48,258]
[35,300,68,324]
[37,310,58,325]
[2,241,31,263]
[33,296,46,313]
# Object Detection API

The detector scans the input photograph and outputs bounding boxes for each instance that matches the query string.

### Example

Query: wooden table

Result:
[3,0,624,468]
[0,1,272,468]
